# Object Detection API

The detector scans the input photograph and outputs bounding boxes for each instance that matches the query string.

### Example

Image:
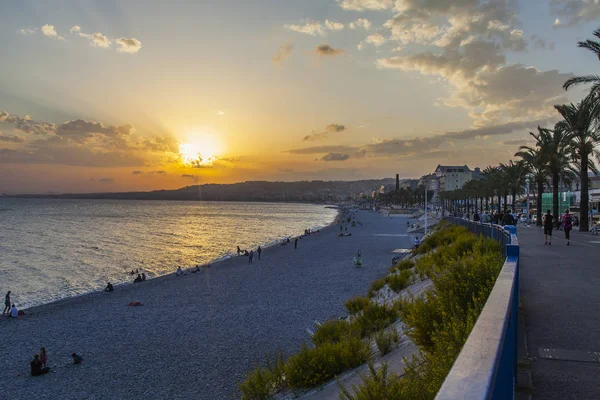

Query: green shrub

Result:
[239,352,286,400]
[368,278,386,298]
[284,338,371,389]
[391,259,415,273]
[346,224,504,398]
[345,296,371,315]
[375,328,400,356]
[353,303,398,337]
[312,319,359,346]
[339,361,403,400]
[385,269,413,293]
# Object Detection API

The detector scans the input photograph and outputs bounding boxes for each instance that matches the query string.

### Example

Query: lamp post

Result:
[425,178,428,235]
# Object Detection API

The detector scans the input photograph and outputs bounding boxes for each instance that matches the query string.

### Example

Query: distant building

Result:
[435,165,475,192]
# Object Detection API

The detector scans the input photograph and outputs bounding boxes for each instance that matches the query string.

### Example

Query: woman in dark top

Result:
[31,354,50,376]
[544,210,553,245]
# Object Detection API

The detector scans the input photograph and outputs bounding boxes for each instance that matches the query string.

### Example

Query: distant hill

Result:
[12,179,395,203]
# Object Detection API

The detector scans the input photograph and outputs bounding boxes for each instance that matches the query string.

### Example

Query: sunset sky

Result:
[0,0,598,193]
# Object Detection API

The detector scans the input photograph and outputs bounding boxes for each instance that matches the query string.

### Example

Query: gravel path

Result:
[1,211,411,400]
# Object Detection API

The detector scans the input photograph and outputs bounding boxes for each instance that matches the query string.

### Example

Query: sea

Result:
[0,198,338,309]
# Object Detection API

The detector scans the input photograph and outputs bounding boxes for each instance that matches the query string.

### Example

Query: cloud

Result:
[116,38,142,53]
[41,24,64,40]
[315,44,344,57]
[0,111,180,167]
[287,145,358,154]
[303,123,347,141]
[0,134,25,143]
[132,170,144,175]
[97,177,114,183]
[325,20,345,31]
[151,170,167,174]
[349,18,372,30]
[78,32,111,48]
[550,0,600,27]
[70,25,81,33]
[217,110,226,115]
[273,43,294,65]
[181,174,199,183]
[20,28,36,35]
[322,152,351,161]
[358,32,387,49]
[530,34,555,50]
[284,21,327,36]
[337,0,393,11]
[502,138,534,146]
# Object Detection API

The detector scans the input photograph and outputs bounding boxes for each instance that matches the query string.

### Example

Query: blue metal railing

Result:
[435,218,520,400]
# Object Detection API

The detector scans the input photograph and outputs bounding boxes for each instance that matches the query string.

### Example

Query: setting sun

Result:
[179,134,223,167]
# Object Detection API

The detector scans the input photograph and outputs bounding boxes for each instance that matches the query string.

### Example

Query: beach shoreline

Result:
[1,209,411,400]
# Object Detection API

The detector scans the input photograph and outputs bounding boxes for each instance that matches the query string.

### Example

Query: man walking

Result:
[249,250,254,263]
[3,291,11,315]
[294,238,298,249]
[543,210,553,245]
[562,209,573,246]
[257,246,262,260]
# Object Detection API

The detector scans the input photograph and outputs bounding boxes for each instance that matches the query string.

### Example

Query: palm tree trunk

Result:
[581,154,590,231]
[552,172,559,228]
[503,192,508,212]
[537,180,544,227]
[511,190,516,212]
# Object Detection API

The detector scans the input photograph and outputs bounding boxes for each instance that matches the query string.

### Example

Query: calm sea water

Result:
[0,199,338,309]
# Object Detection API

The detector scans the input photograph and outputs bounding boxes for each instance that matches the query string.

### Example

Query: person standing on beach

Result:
[237,246,242,255]
[249,250,254,263]
[562,209,573,245]
[543,210,553,245]
[40,347,47,368]
[3,291,10,315]
[294,238,298,249]
[257,246,262,260]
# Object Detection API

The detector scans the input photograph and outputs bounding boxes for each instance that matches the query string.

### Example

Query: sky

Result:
[0,0,599,193]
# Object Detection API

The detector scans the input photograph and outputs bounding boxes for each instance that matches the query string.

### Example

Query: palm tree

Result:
[499,160,527,212]
[515,145,548,226]
[483,166,501,213]
[563,27,600,93]
[555,93,600,231]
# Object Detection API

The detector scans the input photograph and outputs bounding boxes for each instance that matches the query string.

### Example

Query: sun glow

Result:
[179,134,223,167]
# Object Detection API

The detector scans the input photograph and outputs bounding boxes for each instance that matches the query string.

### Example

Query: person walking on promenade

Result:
[257,246,262,260]
[3,291,11,315]
[562,209,573,246]
[294,238,298,249]
[249,250,254,263]
[502,210,515,226]
[543,210,553,245]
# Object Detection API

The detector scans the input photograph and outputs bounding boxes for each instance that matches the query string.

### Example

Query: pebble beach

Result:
[1,210,413,400]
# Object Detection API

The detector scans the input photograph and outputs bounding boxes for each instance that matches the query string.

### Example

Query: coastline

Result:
[4,201,340,311]
[1,209,411,400]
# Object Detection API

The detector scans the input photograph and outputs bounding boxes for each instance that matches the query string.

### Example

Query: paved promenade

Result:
[518,225,600,400]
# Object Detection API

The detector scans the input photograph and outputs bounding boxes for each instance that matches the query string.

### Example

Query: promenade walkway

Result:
[518,225,600,399]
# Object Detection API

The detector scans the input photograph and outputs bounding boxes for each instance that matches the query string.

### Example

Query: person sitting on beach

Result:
[9,304,18,318]
[192,266,201,273]
[130,270,135,275]
[72,353,83,364]
[141,273,146,281]
[176,267,183,277]
[104,282,114,292]
[31,354,50,376]
[133,274,143,283]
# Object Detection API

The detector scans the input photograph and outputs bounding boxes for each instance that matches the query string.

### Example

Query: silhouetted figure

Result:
[257,246,262,260]
[237,246,242,255]
[176,267,183,277]
[249,250,254,263]
[3,291,10,315]
[40,347,47,367]
[141,273,146,281]
[294,238,298,249]
[31,354,49,376]
[72,353,83,364]
[133,274,143,283]
[104,282,114,292]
